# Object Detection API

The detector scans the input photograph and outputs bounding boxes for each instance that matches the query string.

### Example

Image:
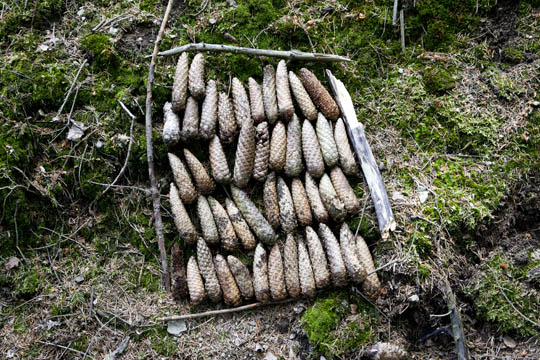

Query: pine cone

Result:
[197,196,219,245]
[302,119,325,178]
[291,178,312,227]
[186,256,207,305]
[369,342,407,360]
[182,96,199,140]
[277,176,297,234]
[184,148,215,195]
[253,243,271,302]
[231,186,277,245]
[263,65,279,124]
[334,118,359,176]
[218,92,238,144]
[268,244,287,300]
[214,254,242,307]
[283,234,301,298]
[305,226,330,289]
[330,166,360,214]
[171,52,188,112]
[355,232,381,296]
[171,242,187,301]
[209,135,231,184]
[169,183,197,245]
[168,153,197,204]
[284,114,303,177]
[249,77,265,123]
[232,77,251,128]
[196,238,222,303]
[208,197,238,251]
[276,60,294,120]
[227,255,254,300]
[253,122,270,181]
[305,172,329,223]
[339,222,364,283]
[319,174,347,222]
[298,68,339,121]
[200,80,218,140]
[316,113,339,167]
[289,71,317,121]
[188,53,205,100]
[225,198,256,250]
[269,121,287,172]
[233,117,255,188]
[162,102,180,145]
[297,237,316,298]
[319,223,347,287]
[263,172,280,230]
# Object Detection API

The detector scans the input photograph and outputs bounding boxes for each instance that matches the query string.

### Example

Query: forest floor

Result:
[1,0,539,359]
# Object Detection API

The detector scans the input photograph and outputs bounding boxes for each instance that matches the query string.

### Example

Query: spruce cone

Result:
[305,172,329,223]
[182,96,199,140]
[302,120,325,178]
[187,256,207,305]
[297,237,316,298]
[169,183,197,245]
[184,148,215,195]
[319,174,347,222]
[231,186,277,245]
[196,238,222,303]
[298,68,339,121]
[277,176,297,234]
[263,65,279,124]
[162,102,180,145]
[284,114,303,177]
[269,121,287,172]
[248,77,265,123]
[225,198,256,250]
[334,118,359,176]
[253,122,270,181]
[171,242,187,300]
[218,92,238,144]
[200,80,218,140]
[268,244,287,300]
[208,197,238,251]
[232,77,251,128]
[340,222,364,283]
[168,153,197,204]
[283,234,301,298]
[171,52,189,112]
[214,254,242,307]
[227,255,254,300]
[319,223,348,287]
[276,60,294,120]
[188,53,205,100]
[291,178,312,226]
[209,135,231,184]
[197,196,219,245]
[253,243,271,302]
[330,166,360,214]
[316,113,339,167]
[305,226,330,289]
[233,117,255,188]
[289,71,317,121]
[368,342,407,360]
[263,172,280,230]
[355,233,381,295]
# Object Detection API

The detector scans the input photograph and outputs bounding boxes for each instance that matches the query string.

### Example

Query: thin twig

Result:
[53,60,87,122]
[37,341,93,359]
[155,43,351,62]
[146,0,175,292]
[367,258,401,276]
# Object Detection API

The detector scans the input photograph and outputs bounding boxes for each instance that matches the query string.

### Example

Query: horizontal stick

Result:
[156,43,351,62]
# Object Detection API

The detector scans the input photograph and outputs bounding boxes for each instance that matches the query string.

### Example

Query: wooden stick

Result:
[156,43,352,62]
[442,279,470,360]
[146,0,175,292]
[53,60,87,122]
[326,70,396,238]
[400,9,405,54]
[157,299,295,321]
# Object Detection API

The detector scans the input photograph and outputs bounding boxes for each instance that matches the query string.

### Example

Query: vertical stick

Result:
[145,0,175,292]
[392,0,399,25]
[400,9,405,54]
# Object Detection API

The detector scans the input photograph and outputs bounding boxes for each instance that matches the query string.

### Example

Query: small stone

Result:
[293,304,306,314]
[209,18,217,24]
[532,100,540,107]
[289,333,296,340]
[167,319,187,335]
[417,186,429,204]
[255,343,264,352]
[234,337,242,346]
[4,257,19,271]
[350,303,358,314]
[503,335,517,349]
[264,353,278,360]
[531,249,540,262]
[408,294,419,303]
[74,275,84,284]
[320,356,327,360]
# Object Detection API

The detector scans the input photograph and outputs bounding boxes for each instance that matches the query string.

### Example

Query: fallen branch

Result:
[156,43,351,62]
[146,0,175,292]
[442,278,470,360]
[53,60,87,122]
[157,299,295,321]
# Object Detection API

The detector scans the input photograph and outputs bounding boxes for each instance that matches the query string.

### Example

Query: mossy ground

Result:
[1,0,540,358]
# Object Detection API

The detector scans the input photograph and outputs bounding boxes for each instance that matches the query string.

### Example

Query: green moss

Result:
[0,0,66,39]
[151,336,177,356]
[502,47,525,63]
[423,67,456,94]
[82,34,120,71]
[13,267,43,299]
[302,294,346,347]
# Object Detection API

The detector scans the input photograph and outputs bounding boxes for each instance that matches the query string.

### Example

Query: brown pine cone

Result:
[305,226,330,289]
[214,254,242,307]
[305,172,329,223]
[227,255,254,300]
[218,92,238,144]
[249,77,265,123]
[339,223,364,284]
[225,198,256,250]
[171,242,187,301]
[298,68,339,121]
[184,148,215,195]
[182,96,199,140]
[283,234,301,298]
[263,172,280,230]
[169,183,197,245]
[334,118,359,176]
[232,77,251,128]
[196,238,222,303]
[276,60,294,120]
[162,102,180,145]
[208,197,238,251]
[355,232,381,296]
[197,196,219,245]
[277,176,297,234]
[171,52,188,112]
[302,120,325,178]
[253,121,270,182]
[253,243,271,302]
[168,153,197,204]
[319,174,347,222]
[316,113,339,167]
[209,135,231,184]
[263,65,279,124]
[291,178,312,227]
[319,223,348,287]
[284,114,303,177]
[269,121,287,172]
[200,80,218,140]
[188,53,205,100]
[268,244,287,300]
[233,117,255,188]
[289,71,317,121]
[330,166,360,214]
[297,237,316,298]
[186,256,207,305]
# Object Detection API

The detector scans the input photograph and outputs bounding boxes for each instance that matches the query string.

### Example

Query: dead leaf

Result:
[4,257,20,271]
